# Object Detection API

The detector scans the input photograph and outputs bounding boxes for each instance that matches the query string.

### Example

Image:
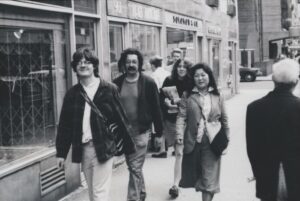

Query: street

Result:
[61,78,299,201]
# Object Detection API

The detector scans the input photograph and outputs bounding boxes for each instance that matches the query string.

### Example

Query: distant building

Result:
[238,0,300,75]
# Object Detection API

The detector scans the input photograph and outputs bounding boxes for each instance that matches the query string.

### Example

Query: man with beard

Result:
[114,48,163,201]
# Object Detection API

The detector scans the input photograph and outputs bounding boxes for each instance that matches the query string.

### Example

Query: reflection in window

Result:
[212,40,220,82]
[75,18,95,50]
[167,28,195,64]
[0,27,67,166]
[74,0,97,13]
[130,24,160,73]
[109,24,123,79]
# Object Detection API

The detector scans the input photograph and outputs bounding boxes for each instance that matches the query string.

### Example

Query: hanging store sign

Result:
[128,1,162,23]
[165,11,203,34]
[206,24,222,38]
[107,0,128,18]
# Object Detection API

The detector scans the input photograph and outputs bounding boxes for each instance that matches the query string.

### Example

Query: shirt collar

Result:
[81,78,100,89]
[191,86,213,95]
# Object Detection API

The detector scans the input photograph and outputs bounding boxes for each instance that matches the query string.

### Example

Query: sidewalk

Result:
[59,88,270,201]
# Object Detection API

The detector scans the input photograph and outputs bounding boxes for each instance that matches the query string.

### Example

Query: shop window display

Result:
[167,28,195,65]
[130,24,160,74]
[0,27,67,166]
[75,18,95,50]
[109,24,124,80]
[74,0,97,14]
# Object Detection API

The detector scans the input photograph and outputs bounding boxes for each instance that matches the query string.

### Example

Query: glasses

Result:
[78,60,92,65]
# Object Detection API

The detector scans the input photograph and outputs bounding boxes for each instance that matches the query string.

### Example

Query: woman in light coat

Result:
[176,63,229,201]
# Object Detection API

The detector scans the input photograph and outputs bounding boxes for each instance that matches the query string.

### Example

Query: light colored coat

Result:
[176,91,229,154]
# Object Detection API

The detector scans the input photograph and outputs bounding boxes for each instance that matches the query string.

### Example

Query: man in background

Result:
[150,55,170,158]
[165,48,182,72]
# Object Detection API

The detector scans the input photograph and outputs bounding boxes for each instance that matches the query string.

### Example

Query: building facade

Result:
[0,0,239,200]
[238,0,300,75]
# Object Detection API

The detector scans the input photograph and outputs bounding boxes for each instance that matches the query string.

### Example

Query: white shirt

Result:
[151,67,170,89]
[191,87,212,143]
[81,78,100,143]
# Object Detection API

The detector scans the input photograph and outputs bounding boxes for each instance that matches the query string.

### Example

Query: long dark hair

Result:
[189,63,220,95]
[71,48,99,77]
[171,58,193,81]
[118,48,144,74]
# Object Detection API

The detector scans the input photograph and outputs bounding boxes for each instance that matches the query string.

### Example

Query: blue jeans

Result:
[125,130,150,201]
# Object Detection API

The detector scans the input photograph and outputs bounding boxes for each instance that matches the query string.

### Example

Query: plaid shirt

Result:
[56,78,135,163]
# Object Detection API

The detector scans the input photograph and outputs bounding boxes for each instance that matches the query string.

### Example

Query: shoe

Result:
[140,191,146,201]
[169,185,179,198]
[172,151,175,156]
[152,152,167,158]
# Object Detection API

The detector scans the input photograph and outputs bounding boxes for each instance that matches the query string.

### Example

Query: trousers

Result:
[125,130,150,201]
[82,142,114,201]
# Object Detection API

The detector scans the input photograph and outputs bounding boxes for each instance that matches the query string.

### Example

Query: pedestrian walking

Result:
[165,48,183,72]
[158,58,193,197]
[177,63,230,201]
[114,48,163,201]
[246,58,300,201]
[150,55,170,158]
[56,48,135,201]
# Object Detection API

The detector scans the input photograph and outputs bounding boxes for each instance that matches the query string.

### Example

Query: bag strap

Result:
[80,87,108,123]
[189,96,206,121]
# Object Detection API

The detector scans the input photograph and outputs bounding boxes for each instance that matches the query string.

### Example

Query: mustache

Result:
[127,66,136,71]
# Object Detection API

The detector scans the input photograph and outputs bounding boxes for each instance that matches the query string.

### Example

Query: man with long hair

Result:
[114,48,163,201]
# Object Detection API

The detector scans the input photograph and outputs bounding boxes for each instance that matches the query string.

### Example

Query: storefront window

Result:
[0,27,68,166]
[29,0,71,7]
[109,24,124,79]
[167,28,195,64]
[223,41,233,88]
[130,24,160,73]
[75,18,96,50]
[74,0,97,14]
[212,40,220,83]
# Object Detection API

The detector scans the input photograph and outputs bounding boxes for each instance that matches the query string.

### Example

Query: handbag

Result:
[80,89,124,156]
[190,96,228,157]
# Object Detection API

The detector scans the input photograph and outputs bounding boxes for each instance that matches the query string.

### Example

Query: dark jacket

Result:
[246,87,300,200]
[113,73,163,136]
[160,76,192,121]
[56,78,136,163]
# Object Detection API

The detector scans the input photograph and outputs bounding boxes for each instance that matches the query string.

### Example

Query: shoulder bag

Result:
[80,89,124,156]
[190,96,228,157]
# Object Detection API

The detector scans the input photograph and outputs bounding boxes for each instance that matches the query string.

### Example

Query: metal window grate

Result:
[40,166,66,196]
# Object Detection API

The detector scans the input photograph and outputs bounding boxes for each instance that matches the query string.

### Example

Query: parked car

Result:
[239,66,262,82]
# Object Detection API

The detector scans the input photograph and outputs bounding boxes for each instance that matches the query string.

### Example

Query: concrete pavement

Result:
[60,87,272,201]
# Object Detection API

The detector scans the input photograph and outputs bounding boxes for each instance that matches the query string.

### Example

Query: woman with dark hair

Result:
[157,58,193,198]
[177,63,229,201]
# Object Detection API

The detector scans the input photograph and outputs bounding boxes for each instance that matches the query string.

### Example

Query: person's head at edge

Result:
[71,48,99,78]
[149,55,163,72]
[118,48,144,76]
[272,58,299,91]
[172,48,182,63]
[189,63,220,96]
[171,58,192,81]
